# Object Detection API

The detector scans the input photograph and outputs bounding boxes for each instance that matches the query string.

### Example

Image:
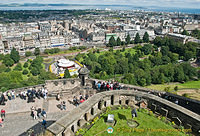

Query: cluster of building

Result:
[0,10,199,54]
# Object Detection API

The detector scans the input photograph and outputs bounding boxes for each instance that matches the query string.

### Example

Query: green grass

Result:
[180,80,200,89]
[93,48,137,59]
[84,109,187,136]
[44,49,81,56]
[43,58,53,63]
[116,48,136,56]
[146,80,200,92]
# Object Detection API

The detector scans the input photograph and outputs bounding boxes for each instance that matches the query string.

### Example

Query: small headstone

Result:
[107,114,114,123]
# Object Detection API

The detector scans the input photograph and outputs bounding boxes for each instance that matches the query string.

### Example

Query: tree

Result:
[14,63,22,71]
[116,37,121,46]
[3,54,14,67]
[108,36,116,47]
[25,51,32,57]
[10,48,20,63]
[143,32,149,43]
[88,52,97,62]
[122,73,136,85]
[0,64,6,73]
[182,30,189,36]
[141,44,152,55]
[191,29,200,39]
[30,67,40,76]
[161,46,169,56]
[5,67,11,72]
[23,62,29,68]
[38,69,57,80]
[64,69,71,78]
[9,71,23,83]
[125,34,131,45]
[34,48,40,56]
[22,69,29,75]
[0,54,4,60]
[134,33,140,44]
[174,86,178,91]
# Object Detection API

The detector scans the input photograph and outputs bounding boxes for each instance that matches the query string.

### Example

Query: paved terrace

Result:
[0,96,76,136]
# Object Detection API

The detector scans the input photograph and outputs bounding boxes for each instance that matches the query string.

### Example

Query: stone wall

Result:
[47,90,200,136]
[45,78,81,95]
[87,78,200,115]
[3,78,200,115]
[4,78,81,95]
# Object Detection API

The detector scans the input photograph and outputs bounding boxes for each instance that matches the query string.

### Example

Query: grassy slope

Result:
[146,80,200,92]
[84,109,186,136]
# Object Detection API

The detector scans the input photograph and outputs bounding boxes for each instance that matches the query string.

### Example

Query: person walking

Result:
[1,109,5,119]
[42,119,47,129]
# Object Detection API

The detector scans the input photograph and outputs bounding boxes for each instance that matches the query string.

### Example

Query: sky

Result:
[0,0,200,8]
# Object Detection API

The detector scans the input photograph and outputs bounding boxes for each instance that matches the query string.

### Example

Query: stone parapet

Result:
[47,90,200,136]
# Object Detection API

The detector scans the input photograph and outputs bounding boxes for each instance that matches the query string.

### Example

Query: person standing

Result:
[1,109,5,119]
[0,117,3,128]
[11,91,15,100]
[62,101,66,110]
[33,110,38,120]
[131,108,137,119]
[56,93,60,101]
[42,119,47,129]
[7,91,11,100]
[41,109,47,118]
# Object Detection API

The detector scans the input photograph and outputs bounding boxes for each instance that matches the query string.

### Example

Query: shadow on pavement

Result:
[19,120,55,136]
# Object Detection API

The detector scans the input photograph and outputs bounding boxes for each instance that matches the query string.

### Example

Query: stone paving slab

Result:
[0,98,44,114]
[0,111,69,136]
[0,96,76,136]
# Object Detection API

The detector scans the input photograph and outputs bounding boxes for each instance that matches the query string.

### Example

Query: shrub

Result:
[5,67,11,72]
[14,63,22,71]
[171,121,175,126]
[157,116,161,120]
[140,108,148,114]
[149,111,154,116]
[25,51,32,57]
[93,116,99,123]
[79,46,87,50]
[161,116,166,121]
[174,86,178,91]
[164,87,170,92]
[22,69,29,75]
[23,62,29,68]
[106,106,111,113]
[118,105,122,110]
[182,93,190,98]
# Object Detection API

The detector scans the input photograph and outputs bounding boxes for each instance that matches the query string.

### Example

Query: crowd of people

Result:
[0,87,48,105]
[94,80,122,91]
[72,94,89,107]
[31,106,47,120]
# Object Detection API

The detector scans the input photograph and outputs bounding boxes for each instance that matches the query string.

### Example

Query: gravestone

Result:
[107,114,114,123]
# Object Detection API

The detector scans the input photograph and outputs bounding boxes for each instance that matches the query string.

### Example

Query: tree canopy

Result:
[64,69,71,78]
[10,48,20,63]
[143,32,149,43]
[134,33,141,44]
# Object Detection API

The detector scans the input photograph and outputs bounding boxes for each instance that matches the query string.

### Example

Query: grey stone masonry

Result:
[47,90,200,135]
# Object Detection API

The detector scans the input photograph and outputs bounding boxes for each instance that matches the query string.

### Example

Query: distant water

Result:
[0,5,199,14]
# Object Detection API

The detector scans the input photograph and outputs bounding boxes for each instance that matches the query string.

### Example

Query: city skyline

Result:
[0,0,200,9]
